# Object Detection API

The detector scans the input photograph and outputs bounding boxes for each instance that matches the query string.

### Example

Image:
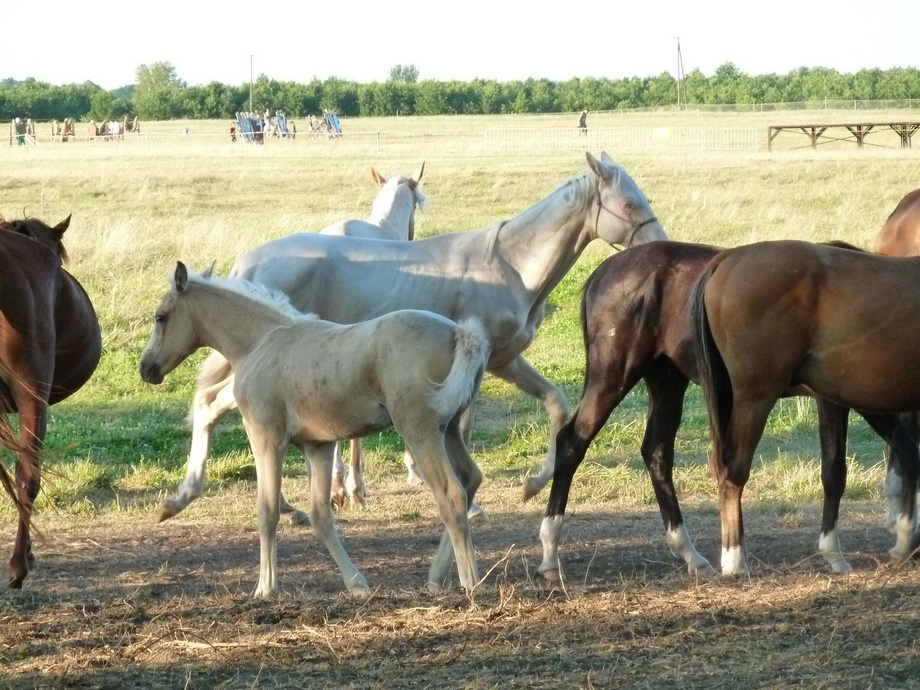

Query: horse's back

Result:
[703,240,920,410]
[584,241,721,378]
[876,188,920,256]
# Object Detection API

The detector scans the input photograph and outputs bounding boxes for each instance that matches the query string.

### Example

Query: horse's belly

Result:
[800,354,920,413]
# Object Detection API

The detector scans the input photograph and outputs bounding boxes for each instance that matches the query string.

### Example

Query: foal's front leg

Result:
[304,443,369,596]
[250,431,284,598]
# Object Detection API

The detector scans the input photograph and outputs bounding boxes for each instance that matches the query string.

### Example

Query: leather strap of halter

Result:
[594,180,658,249]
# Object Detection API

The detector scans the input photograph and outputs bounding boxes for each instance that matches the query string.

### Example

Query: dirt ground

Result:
[2,484,920,689]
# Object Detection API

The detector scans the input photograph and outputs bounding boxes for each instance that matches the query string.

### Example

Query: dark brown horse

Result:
[875,188,920,256]
[0,215,102,588]
[691,240,920,575]
[538,241,890,580]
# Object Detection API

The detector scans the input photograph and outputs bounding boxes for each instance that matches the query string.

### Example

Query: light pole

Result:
[676,37,685,111]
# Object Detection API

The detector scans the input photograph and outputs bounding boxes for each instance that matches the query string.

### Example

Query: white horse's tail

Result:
[430,317,490,418]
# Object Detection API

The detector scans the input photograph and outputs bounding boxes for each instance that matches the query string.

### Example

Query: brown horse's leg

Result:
[8,403,45,588]
[861,412,920,559]
[718,395,774,576]
[643,364,713,574]
[815,400,851,573]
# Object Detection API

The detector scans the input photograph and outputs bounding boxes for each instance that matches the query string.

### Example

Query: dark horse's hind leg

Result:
[882,411,920,532]
[642,362,713,574]
[815,399,851,572]
[860,411,920,560]
[539,360,710,581]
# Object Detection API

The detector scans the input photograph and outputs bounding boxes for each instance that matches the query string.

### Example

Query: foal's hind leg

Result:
[425,416,483,591]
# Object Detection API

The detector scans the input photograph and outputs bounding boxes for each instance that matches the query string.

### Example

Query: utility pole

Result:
[249,54,254,112]
[676,37,686,111]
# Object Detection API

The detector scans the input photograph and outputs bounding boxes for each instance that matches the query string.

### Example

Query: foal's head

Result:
[0,214,71,263]
[140,262,212,385]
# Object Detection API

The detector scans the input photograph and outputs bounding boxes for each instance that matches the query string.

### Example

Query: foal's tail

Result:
[689,265,732,478]
[430,318,490,418]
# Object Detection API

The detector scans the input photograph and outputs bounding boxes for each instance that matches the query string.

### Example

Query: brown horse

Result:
[538,240,894,581]
[875,188,920,256]
[874,188,920,515]
[691,240,920,575]
[0,216,102,588]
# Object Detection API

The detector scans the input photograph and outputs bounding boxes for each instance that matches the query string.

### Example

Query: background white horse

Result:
[172,165,427,522]
[319,163,426,509]
[164,151,669,523]
[140,263,488,597]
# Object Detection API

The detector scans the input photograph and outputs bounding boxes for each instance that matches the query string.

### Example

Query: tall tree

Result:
[388,64,420,84]
[134,62,186,120]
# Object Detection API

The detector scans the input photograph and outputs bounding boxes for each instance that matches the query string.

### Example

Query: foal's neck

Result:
[194,287,295,365]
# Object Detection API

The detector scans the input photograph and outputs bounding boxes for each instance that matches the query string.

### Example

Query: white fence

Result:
[484,127,763,153]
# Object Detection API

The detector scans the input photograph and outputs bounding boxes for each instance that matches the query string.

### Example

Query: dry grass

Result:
[3,110,920,687]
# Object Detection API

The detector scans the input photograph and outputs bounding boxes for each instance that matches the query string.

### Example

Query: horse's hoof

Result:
[348,494,368,511]
[827,560,853,574]
[467,502,487,521]
[286,510,311,527]
[539,567,561,583]
[426,580,445,594]
[690,561,717,577]
[158,501,180,523]
[522,478,542,502]
[406,473,426,487]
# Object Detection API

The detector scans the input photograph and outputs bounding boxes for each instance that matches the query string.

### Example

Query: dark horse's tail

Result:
[0,416,31,524]
[689,263,732,479]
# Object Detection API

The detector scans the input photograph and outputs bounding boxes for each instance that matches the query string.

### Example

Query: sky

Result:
[4,0,918,90]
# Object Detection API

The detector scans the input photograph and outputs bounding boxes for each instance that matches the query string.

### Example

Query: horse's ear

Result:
[600,151,618,166]
[53,214,72,238]
[412,161,425,187]
[174,262,189,293]
[586,152,612,182]
[202,262,216,279]
[370,167,387,187]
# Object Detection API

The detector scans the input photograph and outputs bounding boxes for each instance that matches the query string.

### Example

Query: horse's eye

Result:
[155,314,166,325]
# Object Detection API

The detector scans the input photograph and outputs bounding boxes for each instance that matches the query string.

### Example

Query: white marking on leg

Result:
[720,544,749,576]
[818,529,851,573]
[884,468,902,533]
[889,512,918,560]
[666,525,714,575]
[538,514,565,581]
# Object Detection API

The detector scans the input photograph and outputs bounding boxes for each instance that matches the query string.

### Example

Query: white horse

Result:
[140,263,488,597]
[172,165,427,522]
[163,151,669,523]
[319,163,426,509]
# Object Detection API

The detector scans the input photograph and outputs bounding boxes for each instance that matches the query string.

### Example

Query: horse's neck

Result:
[192,288,294,365]
[366,187,413,240]
[492,175,594,302]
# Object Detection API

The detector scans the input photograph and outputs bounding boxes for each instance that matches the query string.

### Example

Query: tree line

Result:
[2,62,919,122]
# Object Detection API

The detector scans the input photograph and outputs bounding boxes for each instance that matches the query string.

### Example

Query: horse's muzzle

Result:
[139,358,164,385]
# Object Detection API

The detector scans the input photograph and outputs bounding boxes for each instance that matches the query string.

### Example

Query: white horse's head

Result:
[587,152,668,247]
[369,162,429,240]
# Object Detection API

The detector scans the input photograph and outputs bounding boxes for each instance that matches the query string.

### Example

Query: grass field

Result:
[2,110,920,688]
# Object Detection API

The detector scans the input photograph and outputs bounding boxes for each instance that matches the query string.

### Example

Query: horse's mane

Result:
[187,270,315,320]
[0,217,68,263]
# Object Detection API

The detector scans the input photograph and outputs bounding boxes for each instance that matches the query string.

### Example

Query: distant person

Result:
[577,108,589,137]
